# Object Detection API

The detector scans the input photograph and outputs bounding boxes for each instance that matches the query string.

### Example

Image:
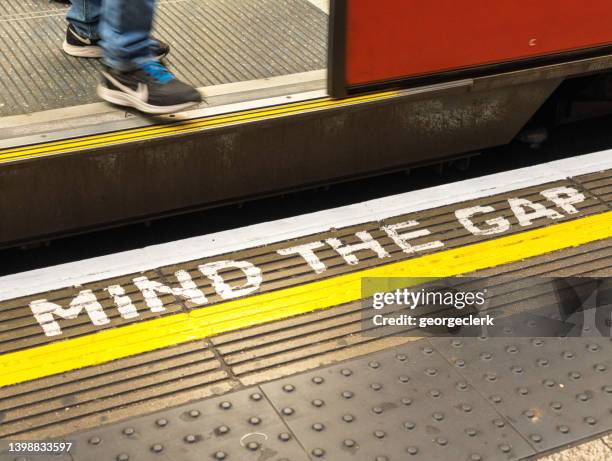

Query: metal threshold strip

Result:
[0,69,327,151]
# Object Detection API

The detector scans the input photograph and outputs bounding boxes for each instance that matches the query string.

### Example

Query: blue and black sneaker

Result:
[63,24,170,60]
[97,61,202,114]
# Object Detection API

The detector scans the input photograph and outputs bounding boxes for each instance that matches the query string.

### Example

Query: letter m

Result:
[30,290,109,337]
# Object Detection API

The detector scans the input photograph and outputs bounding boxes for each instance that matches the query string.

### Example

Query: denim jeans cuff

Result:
[68,20,100,41]
[103,53,155,72]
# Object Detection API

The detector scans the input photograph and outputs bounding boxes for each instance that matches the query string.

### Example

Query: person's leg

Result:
[96,0,202,114]
[63,0,169,60]
[66,0,102,40]
[99,0,156,71]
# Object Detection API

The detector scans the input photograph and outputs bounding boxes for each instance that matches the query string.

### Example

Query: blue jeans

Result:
[67,0,156,71]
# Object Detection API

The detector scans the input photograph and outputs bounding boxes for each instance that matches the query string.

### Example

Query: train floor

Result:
[0,151,611,460]
[0,0,328,149]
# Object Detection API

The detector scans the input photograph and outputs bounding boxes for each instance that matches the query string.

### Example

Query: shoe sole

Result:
[63,40,168,60]
[63,40,103,58]
[97,84,201,115]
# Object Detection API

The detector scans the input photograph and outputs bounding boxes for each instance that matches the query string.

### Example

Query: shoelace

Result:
[141,61,174,84]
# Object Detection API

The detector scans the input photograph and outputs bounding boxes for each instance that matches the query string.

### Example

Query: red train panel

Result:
[345,0,612,86]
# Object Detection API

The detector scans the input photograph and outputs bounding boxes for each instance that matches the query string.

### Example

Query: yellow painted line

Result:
[1,211,611,387]
[0,91,398,164]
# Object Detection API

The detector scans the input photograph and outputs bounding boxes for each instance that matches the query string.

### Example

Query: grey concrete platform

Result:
[0,0,328,116]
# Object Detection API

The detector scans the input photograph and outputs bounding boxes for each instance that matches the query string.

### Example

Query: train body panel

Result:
[343,0,612,87]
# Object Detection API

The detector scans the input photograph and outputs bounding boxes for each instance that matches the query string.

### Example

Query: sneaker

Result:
[97,61,202,114]
[63,25,170,60]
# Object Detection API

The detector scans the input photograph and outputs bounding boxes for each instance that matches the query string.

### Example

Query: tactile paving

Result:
[67,388,309,461]
[432,337,612,452]
[27,336,612,460]
[260,339,535,461]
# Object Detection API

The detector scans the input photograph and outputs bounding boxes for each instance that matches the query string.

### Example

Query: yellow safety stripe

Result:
[0,91,398,164]
[0,211,611,387]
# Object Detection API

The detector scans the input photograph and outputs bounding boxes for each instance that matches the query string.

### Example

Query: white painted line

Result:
[306,0,329,14]
[0,150,610,301]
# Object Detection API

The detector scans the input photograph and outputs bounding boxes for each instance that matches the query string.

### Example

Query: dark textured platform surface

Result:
[18,338,610,461]
[261,342,535,461]
[433,337,612,453]
[0,0,327,116]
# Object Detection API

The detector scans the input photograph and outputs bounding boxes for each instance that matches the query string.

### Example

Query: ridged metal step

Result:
[0,0,328,116]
